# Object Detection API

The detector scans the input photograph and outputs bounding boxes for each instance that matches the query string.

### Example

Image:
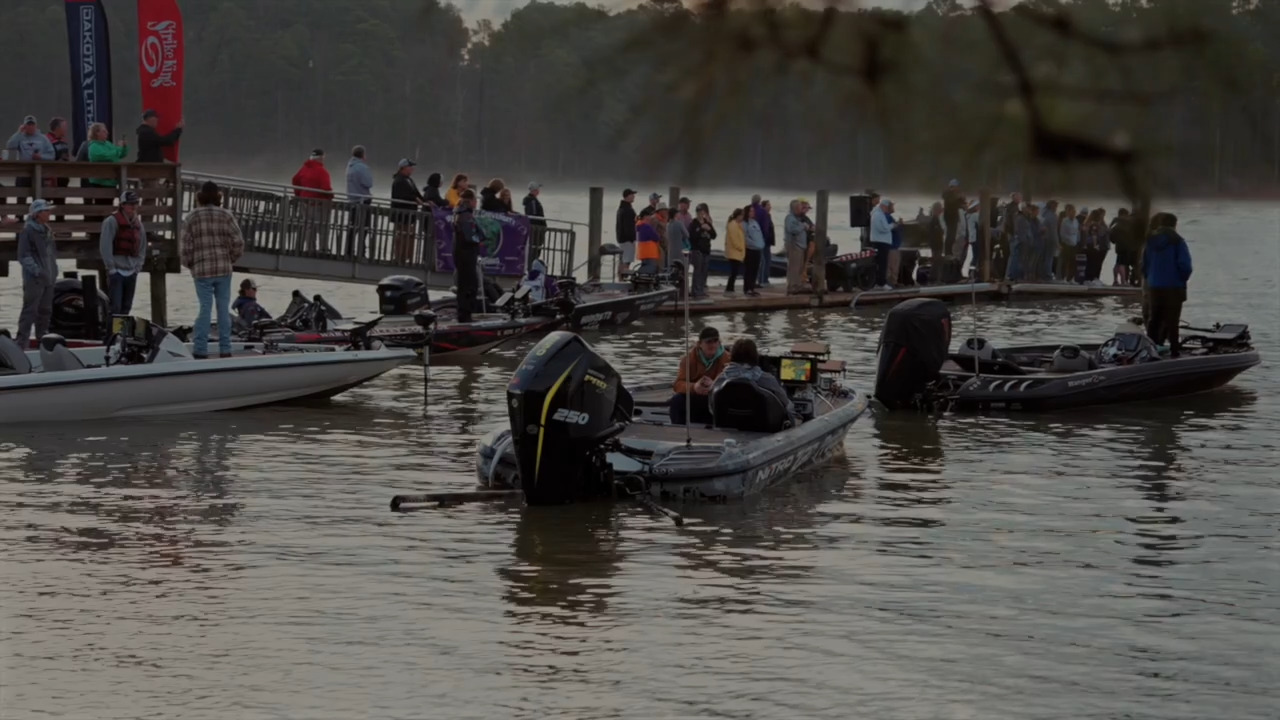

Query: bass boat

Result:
[531,276,677,331]
[474,332,869,504]
[0,317,415,423]
[873,298,1260,412]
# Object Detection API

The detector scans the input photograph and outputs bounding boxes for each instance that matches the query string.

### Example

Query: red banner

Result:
[136,0,183,161]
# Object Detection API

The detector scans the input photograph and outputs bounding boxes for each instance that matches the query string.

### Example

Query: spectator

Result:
[180,181,245,359]
[480,178,506,212]
[647,192,662,215]
[674,196,693,230]
[291,148,333,254]
[1040,199,1060,281]
[1110,208,1135,286]
[498,186,514,212]
[424,173,447,209]
[452,189,482,322]
[1058,203,1079,282]
[99,190,147,315]
[135,109,183,163]
[688,202,715,299]
[783,199,809,294]
[1081,208,1109,285]
[1142,212,1193,356]
[635,205,664,275]
[445,173,468,208]
[615,188,637,279]
[666,199,690,276]
[6,115,56,202]
[16,199,58,346]
[522,182,546,224]
[345,145,373,257]
[723,207,746,295]
[45,117,71,163]
[942,178,962,255]
[870,196,896,289]
[752,195,775,287]
[926,201,945,282]
[87,122,128,188]
[742,204,765,297]
[390,158,425,263]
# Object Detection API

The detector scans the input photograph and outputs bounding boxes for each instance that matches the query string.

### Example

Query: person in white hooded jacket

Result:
[869,196,897,289]
[1057,203,1080,282]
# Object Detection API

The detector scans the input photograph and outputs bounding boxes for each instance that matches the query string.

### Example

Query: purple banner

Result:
[433,208,530,275]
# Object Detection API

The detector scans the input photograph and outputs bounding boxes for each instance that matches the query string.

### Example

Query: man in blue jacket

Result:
[1142,212,1193,357]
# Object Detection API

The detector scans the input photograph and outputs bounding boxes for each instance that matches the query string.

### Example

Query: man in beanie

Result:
[99,190,148,315]
[16,199,58,345]
[181,181,244,358]
[614,188,637,280]
[668,326,730,424]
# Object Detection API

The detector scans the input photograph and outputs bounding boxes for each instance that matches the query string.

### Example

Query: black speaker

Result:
[850,195,872,228]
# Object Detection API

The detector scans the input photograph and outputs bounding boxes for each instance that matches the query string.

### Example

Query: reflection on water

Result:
[2,197,1278,718]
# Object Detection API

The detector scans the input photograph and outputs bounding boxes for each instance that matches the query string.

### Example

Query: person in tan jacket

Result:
[668,326,731,425]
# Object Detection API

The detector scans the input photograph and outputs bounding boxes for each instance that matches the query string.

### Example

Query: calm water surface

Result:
[1,197,1277,719]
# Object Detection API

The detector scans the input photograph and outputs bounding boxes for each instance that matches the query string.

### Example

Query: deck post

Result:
[668,185,680,210]
[150,269,168,327]
[82,273,100,340]
[587,186,604,281]
[978,187,992,282]
[812,189,829,295]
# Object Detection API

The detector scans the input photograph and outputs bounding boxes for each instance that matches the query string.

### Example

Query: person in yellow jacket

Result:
[724,208,746,294]
[445,173,468,207]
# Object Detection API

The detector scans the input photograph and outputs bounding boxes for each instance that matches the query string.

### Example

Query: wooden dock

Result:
[657,280,1142,316]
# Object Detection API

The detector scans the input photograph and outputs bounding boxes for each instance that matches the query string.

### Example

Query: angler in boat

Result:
[873,298,1260,412]
[668,326,730,424]
[231,278,272,328]
[711,338,801,427]
[475,331,869,504]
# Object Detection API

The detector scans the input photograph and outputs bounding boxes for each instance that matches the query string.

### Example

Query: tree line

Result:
[1,0,1277,197]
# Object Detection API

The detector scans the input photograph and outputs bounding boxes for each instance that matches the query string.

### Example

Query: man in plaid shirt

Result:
[181,180,245,358]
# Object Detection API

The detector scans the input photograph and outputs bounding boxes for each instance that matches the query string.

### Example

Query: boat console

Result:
[759,342,847,421]
[105,316,192,365]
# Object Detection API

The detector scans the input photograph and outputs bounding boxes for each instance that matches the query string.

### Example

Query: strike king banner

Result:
[137,0,184,161]
[64,0,114,153]
[433,209,531,275]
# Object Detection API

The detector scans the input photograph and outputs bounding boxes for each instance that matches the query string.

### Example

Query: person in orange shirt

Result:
[635,205,664,274]
[668,326,731,425]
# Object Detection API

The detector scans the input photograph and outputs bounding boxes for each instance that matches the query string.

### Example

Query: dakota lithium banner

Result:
[64,0,113,153]
[433,209,531,275]
[137,0,184,161]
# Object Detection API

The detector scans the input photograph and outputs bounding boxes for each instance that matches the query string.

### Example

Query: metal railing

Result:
[178,171,577,277]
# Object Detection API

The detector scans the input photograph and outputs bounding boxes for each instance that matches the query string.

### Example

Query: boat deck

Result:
[654,281,1141,315]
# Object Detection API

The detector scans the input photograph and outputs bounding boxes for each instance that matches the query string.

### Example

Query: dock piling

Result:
[587,186,604,281]
[978,188,992,281]
[812,190,829,295]
[81,274,100,341]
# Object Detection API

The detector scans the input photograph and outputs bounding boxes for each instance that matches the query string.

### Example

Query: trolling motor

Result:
[506,331,634,505]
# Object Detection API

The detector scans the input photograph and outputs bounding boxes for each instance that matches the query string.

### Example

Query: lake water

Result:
[1,193,1277,719]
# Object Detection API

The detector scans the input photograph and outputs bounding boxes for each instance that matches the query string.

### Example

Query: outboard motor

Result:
[50,278,110,339]
[377,275,430,315]
[873,298,953,410]
[507,331,634,505]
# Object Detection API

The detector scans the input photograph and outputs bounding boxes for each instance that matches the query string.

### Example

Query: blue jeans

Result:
[193,274,232,356]
[1006,241,1023,281]
[107,272,138,315]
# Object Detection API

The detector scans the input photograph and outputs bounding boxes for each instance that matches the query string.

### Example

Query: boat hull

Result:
[533,285,677,330]
[3,347,415,423]
[944,345,1260,411]
[477,383,869,502]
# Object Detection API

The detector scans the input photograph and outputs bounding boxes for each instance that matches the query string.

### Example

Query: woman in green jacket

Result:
[87,122,128,188]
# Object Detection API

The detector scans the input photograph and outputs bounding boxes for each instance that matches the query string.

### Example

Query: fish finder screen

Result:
[778,357,814,383]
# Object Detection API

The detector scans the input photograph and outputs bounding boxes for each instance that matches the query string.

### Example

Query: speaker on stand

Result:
[850,194,872,249]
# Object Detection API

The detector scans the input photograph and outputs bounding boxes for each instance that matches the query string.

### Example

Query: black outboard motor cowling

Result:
[874,298,953,410]
[507,331,634,505]
[51,278,110,339]
[377,275,430,315]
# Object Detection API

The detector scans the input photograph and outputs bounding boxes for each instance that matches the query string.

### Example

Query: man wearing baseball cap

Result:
[291,149,334,253]
[390,159,425,263]
[668,326,730,424]
[5,116,56,202]
[135,108,184,163]
[100,191,148,314]
[615,188,638,280]
[16,200,58,345]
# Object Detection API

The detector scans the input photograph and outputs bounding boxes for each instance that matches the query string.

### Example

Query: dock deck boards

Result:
[656,281,1142,316]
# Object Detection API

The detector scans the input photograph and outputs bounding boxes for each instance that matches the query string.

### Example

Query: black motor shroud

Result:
[51,278,110,338]
[377,275,430,316]
[873,298,953,410]
[507,331,634,505]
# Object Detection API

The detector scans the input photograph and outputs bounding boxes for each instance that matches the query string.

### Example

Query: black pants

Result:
[454,244,479,323]
[346,200,372,257]
[744,249,761,293]
[668,392,712,425]
[726,259,742,292]
[874,243,890,286]
[1146,287,1186,356]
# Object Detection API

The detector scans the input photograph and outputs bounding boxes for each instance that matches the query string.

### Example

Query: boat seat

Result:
[0,335,32,374]
[1050,344,1096,372]
[39,334,86,373]
[711,378,789,433]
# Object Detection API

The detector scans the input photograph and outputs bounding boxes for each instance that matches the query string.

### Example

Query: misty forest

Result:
[2,0,1279,196]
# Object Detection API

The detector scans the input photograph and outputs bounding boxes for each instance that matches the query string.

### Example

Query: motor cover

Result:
[507,331,634,505]
[50,278,110,338]
[874,298,953,409]
[377,275,430,316]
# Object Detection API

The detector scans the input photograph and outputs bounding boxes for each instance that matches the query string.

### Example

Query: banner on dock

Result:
[64,0,114,154]
[432,209,531,275]
[137,0,184,161]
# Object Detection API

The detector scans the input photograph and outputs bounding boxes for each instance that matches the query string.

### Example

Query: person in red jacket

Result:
[291,148,334,254]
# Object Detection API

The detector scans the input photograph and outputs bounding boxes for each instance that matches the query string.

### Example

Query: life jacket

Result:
[636,222,661,261]
[111,211,142,256]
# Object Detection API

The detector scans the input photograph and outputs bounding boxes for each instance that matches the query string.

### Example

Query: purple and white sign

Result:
[432,208,530,275]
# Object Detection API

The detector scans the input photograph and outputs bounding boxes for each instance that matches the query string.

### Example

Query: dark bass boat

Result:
[531,275,677,331]
[474,332,869,504]
[873,298,1260,412]
[244,276,565,359]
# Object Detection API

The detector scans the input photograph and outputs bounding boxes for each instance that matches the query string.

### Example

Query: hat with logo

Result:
[649,192,662,203]
[240,278,258,291]
[398,158,416,168]
[310,148,324,159]
[119,190,140,205]
[528,181,542,191]
[21,115,36,126]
